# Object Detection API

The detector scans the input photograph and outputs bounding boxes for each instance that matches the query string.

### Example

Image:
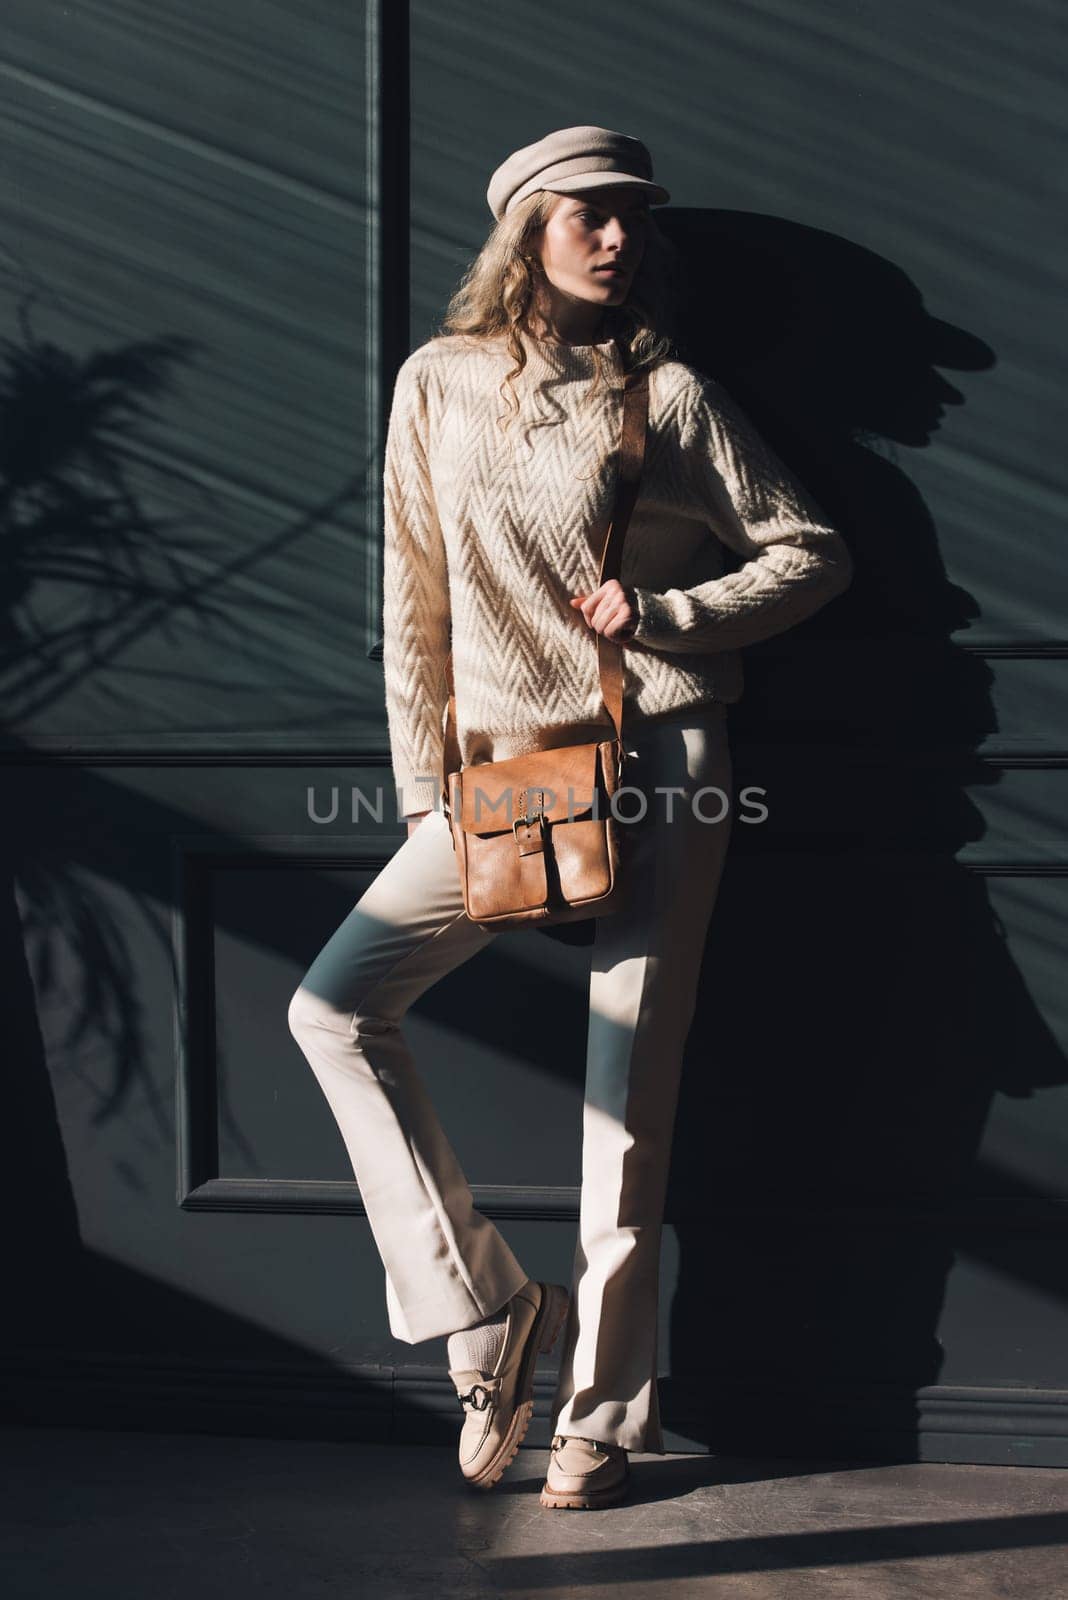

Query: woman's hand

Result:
[569,579,638,642]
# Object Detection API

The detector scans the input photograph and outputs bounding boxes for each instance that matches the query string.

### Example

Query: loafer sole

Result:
[539,1474,630,1510]
[465,1281,570,1489]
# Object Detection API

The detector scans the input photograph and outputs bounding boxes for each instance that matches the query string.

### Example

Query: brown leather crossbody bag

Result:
[438,363,651,931]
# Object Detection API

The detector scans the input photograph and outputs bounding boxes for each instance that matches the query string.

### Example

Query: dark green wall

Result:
[3,1,1066,1463]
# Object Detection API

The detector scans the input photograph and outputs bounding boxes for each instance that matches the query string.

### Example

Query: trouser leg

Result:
[286,807,530,1344]
[550,705,734,1453]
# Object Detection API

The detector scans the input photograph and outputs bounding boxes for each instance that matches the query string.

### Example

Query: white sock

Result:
[447,1303,510,1375]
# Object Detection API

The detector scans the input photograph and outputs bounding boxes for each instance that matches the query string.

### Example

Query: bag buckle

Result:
[513,788,546,841]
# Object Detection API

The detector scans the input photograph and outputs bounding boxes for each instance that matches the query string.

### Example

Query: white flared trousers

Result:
[287,701,733,1454]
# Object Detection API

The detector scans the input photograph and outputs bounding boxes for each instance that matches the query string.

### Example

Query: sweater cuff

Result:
[392,766,443,819]
[629,585,692,648]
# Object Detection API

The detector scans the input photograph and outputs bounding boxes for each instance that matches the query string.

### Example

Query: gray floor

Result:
[2,1426,1067,1599]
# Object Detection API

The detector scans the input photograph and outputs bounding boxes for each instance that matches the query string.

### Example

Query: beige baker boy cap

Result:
[487,125,671,221]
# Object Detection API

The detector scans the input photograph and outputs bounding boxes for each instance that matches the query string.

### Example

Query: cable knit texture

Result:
[382,330,853,816]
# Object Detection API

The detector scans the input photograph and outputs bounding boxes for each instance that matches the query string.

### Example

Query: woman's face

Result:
[533,188,651,308]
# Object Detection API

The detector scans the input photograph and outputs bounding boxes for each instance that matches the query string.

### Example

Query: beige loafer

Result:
[448,1279,570,1489]
[539,1433,630,1509]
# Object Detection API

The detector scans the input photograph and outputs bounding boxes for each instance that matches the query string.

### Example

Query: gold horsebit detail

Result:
[457,1382,494,1411]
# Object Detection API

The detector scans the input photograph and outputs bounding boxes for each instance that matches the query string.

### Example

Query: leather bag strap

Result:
[440,352,651,810]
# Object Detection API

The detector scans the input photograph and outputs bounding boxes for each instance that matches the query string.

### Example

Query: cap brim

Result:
[540,172,671,206]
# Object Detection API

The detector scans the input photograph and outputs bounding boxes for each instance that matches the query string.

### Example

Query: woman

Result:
[288,126,853,1509]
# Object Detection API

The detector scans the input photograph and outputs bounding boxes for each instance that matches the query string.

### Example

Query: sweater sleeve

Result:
[628,373,853,653]
[381,355,451,818]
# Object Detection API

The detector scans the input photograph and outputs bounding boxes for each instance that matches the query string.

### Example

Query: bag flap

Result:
[454,741,612,836]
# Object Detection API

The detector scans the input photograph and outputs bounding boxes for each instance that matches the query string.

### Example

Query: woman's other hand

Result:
[570,579,637,642]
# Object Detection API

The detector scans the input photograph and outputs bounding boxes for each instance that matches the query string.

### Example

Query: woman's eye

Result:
[576,209,648,226]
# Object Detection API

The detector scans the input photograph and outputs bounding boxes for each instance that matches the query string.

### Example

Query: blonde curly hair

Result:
[437,189,679,432]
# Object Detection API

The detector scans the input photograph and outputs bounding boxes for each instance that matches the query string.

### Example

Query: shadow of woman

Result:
[646,209,1066,1460]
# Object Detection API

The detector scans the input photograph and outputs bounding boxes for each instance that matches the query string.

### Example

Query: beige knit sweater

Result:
[382,330,853,817]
